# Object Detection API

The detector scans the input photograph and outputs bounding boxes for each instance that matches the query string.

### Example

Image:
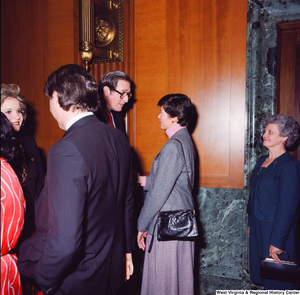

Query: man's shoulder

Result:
[111,111,126,133]
[61,115,129,149]
[65,115,106,134]
[93,109,107,125]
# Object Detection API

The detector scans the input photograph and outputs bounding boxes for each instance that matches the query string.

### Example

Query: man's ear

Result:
[103,86,111,97]
[52,91,59,105]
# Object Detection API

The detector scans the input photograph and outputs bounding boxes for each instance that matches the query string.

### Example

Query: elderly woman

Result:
[248,114,300,290]
[1,113,26,295]
[1,84,44,251]
[137,94,196,295]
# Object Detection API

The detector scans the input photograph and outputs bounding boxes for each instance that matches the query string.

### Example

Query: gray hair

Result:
[263,114,300,149]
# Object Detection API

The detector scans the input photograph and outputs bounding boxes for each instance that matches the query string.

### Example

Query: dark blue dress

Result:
[248,152,300,289]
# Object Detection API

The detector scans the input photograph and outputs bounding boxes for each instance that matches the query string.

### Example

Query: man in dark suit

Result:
[95,71,132,133]
[17,64,134,295]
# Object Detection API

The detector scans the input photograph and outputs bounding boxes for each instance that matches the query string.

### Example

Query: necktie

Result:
[107,111,114,127]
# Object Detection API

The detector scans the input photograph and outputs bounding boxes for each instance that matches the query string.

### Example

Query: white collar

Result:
[66,112,93,130]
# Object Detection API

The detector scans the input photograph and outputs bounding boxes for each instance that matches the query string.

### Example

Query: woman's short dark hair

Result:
[1,113,21,161]
[158,94,194,127]
[43,64,100,112]
[263,114,300,149]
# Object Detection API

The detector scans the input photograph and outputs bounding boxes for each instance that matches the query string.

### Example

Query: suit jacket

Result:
[94,109,126,133]
[18,115,134,295]
[137,128,195,235]
[247,151,300,250]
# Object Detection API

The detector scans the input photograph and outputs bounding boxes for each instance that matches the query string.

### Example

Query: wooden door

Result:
[133,0,247,188]
[277,21,300,161]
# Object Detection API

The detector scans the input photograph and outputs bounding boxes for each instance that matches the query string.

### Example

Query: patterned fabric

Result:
[1,157,26,295]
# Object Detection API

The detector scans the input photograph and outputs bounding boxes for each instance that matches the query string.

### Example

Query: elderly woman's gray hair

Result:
[1,84,27,122]
[263,114,300,149]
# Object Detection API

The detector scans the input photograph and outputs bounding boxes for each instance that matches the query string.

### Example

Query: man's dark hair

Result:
[43,64,100,112]
[1,113,21,161]
[98,71,131,108]
[99,71,131,94]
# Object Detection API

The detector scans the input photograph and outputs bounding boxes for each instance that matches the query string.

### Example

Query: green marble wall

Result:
[197,1,300,294]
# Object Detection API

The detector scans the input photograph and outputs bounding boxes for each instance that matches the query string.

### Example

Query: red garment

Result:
[1,157,26,295]
[106,111,114,127]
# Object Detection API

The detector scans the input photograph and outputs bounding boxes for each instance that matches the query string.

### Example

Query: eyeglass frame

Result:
[113,88,132,99]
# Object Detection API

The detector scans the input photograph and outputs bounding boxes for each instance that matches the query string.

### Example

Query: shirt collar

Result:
[166,124,186,138]
[66,112,93,130]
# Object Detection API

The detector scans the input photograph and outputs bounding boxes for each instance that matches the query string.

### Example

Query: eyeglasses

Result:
[113,89,132,99]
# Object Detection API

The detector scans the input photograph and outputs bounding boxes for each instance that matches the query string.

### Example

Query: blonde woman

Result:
[1,84,44,252]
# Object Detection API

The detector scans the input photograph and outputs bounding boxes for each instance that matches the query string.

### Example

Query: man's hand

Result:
[125,253,133,281]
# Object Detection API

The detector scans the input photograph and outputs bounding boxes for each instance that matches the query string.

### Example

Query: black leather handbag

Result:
[147,139,198,253]
[157,209,198,241]
[148,209,198,253]
[260,255,300,284]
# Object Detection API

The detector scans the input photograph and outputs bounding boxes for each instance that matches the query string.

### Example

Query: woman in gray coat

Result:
[137,93,196,295]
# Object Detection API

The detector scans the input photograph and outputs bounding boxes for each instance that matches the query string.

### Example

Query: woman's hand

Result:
[125,253,134,281]
[247,226,250,238]
[269,245,283,264]
[137,231,148,251]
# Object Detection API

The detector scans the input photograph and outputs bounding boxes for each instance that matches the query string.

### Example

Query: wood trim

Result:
[278,21,300,31]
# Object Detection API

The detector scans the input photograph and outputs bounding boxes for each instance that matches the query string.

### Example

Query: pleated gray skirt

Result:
[141,234,195,295]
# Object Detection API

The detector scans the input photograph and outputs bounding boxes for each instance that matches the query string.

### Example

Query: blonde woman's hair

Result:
[1,84,27,123]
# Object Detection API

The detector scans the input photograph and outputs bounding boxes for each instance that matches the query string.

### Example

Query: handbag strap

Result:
[148,219,159,253]
[174,139,197,219]
[148,138,195,253]
[173,138,195,209]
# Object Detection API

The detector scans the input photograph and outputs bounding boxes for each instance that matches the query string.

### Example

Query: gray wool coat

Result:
[137,127,196,235]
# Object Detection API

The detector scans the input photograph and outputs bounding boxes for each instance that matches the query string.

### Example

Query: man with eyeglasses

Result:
[96,71,132,133]
[97,71,144,295]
